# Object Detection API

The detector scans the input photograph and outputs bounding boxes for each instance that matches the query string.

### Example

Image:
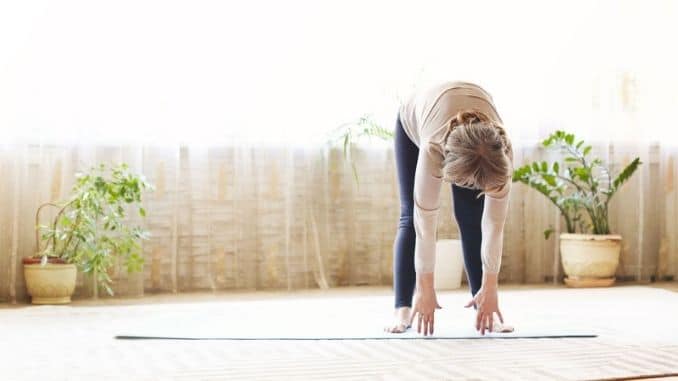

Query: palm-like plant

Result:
[327,114,394,184]
[513,131,641,238]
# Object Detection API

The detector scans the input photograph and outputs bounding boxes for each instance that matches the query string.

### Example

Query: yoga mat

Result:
[116,334,597,340]
[115,317,597,340]
[112,295,602,341]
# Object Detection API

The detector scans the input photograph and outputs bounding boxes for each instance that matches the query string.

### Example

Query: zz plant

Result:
[35,163,153,296]
[513,131,641,238]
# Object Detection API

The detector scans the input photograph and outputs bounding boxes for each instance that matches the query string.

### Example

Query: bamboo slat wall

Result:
[0,142,675,303]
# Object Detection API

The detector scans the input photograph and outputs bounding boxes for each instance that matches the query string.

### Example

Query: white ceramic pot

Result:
[560,233,622,287]
[23,262,77,304]
[434,239,464,290]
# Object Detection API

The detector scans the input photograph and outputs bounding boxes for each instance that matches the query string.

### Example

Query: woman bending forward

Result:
[386,81,514,336]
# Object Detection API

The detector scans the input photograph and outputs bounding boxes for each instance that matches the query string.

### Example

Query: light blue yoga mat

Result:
[116,334,597,340]
[115,314,596,340]
[112,294,604,341]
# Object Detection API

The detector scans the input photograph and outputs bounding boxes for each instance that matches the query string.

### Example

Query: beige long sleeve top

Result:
[398,81,511,275]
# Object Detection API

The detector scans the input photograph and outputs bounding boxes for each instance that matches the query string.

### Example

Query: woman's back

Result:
[398,81,502,149]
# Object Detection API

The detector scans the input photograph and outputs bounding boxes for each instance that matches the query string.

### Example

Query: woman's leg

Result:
[452,185,515,333]
[451,184,485,297]
[393,115,419,309]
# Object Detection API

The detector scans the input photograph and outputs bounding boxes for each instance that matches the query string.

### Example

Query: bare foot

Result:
[481,317,515,333]
[384,307,413,333]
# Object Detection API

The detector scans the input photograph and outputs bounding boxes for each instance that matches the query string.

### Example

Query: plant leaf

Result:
[565,134,575,146]
[583,146,592,156]
[542,174,557,186]
[612,157,642,190]
[544,228,555,240]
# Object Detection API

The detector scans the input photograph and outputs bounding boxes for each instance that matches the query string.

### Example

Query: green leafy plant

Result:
[513,131,641,238]
[327,114,394,184]
[34,163,153,296]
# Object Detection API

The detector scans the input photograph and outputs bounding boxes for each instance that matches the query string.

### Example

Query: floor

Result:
[2,283,678,380]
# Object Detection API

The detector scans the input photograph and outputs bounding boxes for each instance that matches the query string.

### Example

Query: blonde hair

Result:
[442,109,513,194]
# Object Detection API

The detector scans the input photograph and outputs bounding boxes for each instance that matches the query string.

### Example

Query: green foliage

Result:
[513,130,641,237]
[36,163,154,296]
[327,114,394,185]
[543,227,555,240]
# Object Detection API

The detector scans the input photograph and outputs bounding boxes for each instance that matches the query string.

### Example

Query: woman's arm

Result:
[465,181,511,335]
[411,142,443,336]
[412,142,443,277]
[480,181,511,285]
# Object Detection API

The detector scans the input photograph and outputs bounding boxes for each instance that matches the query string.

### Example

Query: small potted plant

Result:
[513,131,641,287]
[24,163,153,304]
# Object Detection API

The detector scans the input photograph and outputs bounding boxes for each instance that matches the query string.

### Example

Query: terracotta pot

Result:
[22,256,68,265]
[23,257,77,304]
[560,233,622,288]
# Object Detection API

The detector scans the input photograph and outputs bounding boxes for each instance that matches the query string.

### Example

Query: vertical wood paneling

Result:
[0,142,676,302]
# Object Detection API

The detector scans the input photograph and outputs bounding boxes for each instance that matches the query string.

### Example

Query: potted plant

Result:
[24,163,153,304]
[513,131,641,287]
[328,115,465,286]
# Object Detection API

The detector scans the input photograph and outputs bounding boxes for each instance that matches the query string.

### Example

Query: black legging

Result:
[393,114,485,308]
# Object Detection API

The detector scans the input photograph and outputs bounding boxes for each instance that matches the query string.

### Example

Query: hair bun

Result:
[455,110,490,126]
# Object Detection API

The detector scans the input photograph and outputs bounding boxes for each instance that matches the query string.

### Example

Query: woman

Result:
[385,81,514,336]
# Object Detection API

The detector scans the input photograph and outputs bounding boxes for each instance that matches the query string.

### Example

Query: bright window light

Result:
[1,0,676,146]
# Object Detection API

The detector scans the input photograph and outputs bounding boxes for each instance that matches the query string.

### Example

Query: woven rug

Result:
[2,285,678,380]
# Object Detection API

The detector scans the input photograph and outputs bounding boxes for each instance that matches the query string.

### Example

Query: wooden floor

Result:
[2,283,678,380]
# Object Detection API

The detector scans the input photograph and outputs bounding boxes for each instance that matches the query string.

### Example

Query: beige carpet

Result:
[2,284,678,380]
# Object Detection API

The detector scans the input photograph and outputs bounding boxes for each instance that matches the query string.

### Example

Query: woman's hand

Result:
[412,274,442,336]
[465,277,503,335]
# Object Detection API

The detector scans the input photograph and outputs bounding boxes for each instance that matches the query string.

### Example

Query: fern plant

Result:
[513,130,641,238]
[327,114,394,184]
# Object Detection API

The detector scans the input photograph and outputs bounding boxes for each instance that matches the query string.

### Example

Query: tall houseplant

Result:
[328,114,394,184]
[24,163,153,303]
[327,115,465,288]
[513,130,641,286]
